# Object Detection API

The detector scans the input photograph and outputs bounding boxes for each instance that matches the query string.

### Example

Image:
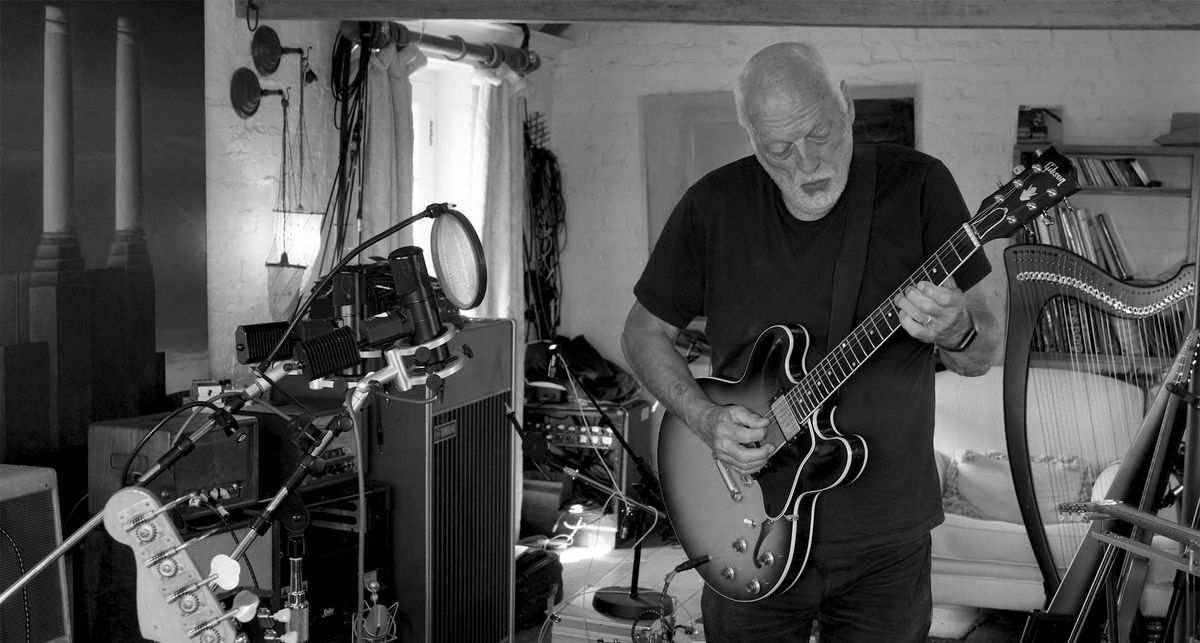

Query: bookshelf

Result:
[1014,144,1200,277]
[1013,143,1200,377]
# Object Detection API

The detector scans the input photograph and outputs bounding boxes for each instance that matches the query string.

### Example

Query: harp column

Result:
[29,5,91,449]
[108,16,159,413]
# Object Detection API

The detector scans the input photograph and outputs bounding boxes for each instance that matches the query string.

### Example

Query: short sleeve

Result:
[633,190,707,329]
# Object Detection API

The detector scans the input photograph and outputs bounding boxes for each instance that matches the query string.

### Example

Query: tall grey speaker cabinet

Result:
[368,318,516,643]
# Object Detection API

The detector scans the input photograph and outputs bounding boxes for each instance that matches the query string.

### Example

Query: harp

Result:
[1003,242,1198,639]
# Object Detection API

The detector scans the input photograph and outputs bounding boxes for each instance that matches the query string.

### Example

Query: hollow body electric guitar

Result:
[657,148,1079,602]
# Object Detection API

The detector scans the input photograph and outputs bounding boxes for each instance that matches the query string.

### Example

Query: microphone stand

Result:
[0,361,292,607]
[549,346,673,621]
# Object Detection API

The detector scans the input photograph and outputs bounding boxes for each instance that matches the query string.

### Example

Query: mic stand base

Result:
[591,586,673,620]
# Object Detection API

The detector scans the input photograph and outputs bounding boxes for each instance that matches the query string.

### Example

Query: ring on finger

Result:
[923,314,934,325]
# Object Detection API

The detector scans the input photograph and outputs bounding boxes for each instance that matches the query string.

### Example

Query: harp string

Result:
[1005,243,1196,592]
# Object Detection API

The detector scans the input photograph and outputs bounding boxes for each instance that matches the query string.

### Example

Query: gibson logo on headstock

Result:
[1042,161,1068,187]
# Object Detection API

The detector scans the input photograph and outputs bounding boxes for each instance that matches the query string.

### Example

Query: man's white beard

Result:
[763,136,853,220]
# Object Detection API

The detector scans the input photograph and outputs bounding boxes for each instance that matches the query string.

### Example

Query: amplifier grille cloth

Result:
[0,488,70,643]
[431,391,513,642]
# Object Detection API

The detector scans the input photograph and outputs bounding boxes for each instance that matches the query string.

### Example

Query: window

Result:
[410,60,484,266]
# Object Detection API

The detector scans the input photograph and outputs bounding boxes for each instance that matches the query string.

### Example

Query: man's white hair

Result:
[734,42,845,135]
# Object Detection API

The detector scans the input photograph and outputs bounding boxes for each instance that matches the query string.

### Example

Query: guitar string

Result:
[769,175,1030,435]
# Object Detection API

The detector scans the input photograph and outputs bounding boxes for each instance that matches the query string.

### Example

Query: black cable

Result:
[120,400,233,487]
[210,503,262,591]
[523,111,566,341]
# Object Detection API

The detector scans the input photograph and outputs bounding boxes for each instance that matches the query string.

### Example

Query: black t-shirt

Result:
[635,143,973,554]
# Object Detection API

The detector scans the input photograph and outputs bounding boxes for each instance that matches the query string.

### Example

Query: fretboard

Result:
[771,224,980,440]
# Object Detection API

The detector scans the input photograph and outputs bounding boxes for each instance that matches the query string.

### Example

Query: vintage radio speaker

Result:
[0,464,72,643]
[369,318,515,643]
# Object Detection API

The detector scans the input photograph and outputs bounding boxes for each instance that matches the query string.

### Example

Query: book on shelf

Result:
[1067,155,1158,188]
[1093,212,1132,280]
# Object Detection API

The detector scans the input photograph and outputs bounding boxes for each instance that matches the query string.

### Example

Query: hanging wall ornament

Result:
[251,25,303,76]
[230,67,282,118]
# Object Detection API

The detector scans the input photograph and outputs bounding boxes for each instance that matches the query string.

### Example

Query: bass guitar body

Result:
[657,324,868,602]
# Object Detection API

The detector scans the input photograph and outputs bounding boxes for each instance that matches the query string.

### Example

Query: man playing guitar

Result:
[622,42,999,642]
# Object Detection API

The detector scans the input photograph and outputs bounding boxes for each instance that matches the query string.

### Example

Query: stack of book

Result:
[1068,155,1158,188]
[1020,205,1132,280]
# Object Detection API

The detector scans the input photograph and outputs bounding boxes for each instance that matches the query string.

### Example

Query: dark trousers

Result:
[700,533,933,643]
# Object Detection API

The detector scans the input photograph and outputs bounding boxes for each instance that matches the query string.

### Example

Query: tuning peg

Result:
[1039,213,1056,226]
[167,554,241,604]
[232,589,260,623]
[1012,164,1025,175]
[279,633,300,643]
[211,554,242,590]
[187,590,260,639]
[272,607,293,623]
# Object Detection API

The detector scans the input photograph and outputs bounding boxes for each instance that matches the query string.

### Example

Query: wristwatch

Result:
[941,316,978,353]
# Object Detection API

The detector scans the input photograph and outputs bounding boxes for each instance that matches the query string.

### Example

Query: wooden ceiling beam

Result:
[238,0,1200,30]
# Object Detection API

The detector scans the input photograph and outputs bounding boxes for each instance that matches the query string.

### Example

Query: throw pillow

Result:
[942,449,1095,523]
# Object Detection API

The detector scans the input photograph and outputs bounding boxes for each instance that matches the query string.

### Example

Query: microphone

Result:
[388,246,451,369]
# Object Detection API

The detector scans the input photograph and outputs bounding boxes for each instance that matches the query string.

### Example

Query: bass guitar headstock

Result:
[102,487,243,643]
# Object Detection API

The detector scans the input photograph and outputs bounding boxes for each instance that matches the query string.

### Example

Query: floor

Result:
[517,535,1028,643]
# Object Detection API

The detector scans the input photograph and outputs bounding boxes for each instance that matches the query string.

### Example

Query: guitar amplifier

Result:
[0,465,72,643]
[523,399,656,549]
[523,398,654,498]
[87,412,259,517]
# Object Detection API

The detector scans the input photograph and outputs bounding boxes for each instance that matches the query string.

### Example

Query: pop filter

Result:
[429,209,487,310]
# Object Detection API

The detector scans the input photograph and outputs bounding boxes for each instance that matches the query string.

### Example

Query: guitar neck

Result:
[777,225,981,435]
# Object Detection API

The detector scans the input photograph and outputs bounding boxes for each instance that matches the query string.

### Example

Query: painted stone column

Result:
[109,17,152,279]
[31,5,84,286]
[106,16,160,415]
[29,5,91,449]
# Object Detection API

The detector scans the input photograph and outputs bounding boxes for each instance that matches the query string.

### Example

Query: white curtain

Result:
[470,64,531,537]
[360,45,427,259]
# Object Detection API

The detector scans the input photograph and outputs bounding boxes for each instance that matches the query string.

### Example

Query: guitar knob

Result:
[731,538,747,552]
[721,565,736,581]
[757,552,775,567]
[745,579,762,595]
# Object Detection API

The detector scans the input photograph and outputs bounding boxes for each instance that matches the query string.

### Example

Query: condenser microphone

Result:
[387,246,451,368]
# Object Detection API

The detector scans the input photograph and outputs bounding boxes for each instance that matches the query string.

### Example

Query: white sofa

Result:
[931,366,1178,615]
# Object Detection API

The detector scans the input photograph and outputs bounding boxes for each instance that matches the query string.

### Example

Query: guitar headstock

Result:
[103,487,238,643]
[970,147,1080,245]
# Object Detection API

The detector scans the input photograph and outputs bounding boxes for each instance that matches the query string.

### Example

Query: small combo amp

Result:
[0,464,72,643]
[523,398,654,498]
[87,412,260,517]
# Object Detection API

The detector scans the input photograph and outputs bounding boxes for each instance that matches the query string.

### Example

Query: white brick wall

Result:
[549,24,1200,368]
[204,2,341,381]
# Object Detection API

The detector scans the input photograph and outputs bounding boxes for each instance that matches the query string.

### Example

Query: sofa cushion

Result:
[932,511,1088,568]
[943,449,1094,523]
